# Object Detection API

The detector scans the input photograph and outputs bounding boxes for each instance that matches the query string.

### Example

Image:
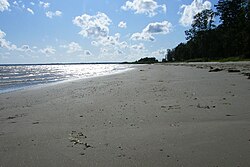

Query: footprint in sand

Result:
[68,131,90,149]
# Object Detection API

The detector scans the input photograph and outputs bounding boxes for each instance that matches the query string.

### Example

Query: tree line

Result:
[166,0,250,62]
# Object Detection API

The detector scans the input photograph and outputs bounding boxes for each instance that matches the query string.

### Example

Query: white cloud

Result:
[179,0,212,27]
[152,49,168,56]
[91,41,98,46]
[0,29,6,38]
[150,49,170,61]
[120,41,128,49]
[131,32,154,41]
[18,45,33,52]
[72,12,130,56]
[0,30,11,48]
[100,48,108,53]
[30,2,35,6]
[39,1,50,8]
[0,29,17,50]
[92,33,129,51]
[98,46,125,61]
[12,1,22,9]
[98,33,120,46]
[130,43,145,50]
[131,21,172,41]
[67,42,82,53]
[158,49,168,55]
[84,50,92,56]
[13,1,18,6]
[116,50,123,55]
[27,8,34,14]
[121,0,166,17]
[46,10,62,18]
[40,46,56,55]
[144,21,172,34]
[118,21,127,29]
[0,30,36,53]
[61,42,82,53]
[73,12,111,38]
[0,0,10,12]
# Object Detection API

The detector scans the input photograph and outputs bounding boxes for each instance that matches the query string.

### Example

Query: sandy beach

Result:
[0,63,250,167]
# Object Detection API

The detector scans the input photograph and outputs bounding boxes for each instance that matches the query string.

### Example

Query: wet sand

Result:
[0,63,250,167]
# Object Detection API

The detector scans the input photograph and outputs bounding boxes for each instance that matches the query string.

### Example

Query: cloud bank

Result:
[131,21,172,41]
[73,12,112,38]
[0,0,10,12]
[121,0,166,17]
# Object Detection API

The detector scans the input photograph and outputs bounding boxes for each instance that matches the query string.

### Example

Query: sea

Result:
[0,63,134,94]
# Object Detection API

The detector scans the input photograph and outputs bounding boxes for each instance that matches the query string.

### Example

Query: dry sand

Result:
[0,63,250,167]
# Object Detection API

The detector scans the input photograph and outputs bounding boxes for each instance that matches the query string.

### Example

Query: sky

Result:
[0,0,217,64]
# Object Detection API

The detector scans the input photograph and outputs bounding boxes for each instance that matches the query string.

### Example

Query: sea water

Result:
[0,64,134,94]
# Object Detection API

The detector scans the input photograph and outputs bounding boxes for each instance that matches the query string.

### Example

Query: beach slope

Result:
[0,64,250,167]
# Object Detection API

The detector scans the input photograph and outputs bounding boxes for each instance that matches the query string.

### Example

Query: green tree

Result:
[185,9,215,40]
[215,0,249,57]
[215,0,247,29]
[169,0,250,61]
[166,49,173,61]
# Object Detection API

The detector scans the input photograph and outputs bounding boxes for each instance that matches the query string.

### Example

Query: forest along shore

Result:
[0,63,250,167]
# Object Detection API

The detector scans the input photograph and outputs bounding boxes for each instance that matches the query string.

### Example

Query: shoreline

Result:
[0,64,250,166]
[0,64,137,95]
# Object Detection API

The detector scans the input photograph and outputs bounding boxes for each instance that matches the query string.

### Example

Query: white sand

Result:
[0,63,250,167]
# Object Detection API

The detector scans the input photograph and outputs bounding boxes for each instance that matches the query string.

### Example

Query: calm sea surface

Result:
[0,64,134,94]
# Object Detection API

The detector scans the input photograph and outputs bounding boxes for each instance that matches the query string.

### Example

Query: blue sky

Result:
[0,0,216,64]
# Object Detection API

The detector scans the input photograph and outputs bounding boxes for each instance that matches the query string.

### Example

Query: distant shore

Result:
[0,63,250,166]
